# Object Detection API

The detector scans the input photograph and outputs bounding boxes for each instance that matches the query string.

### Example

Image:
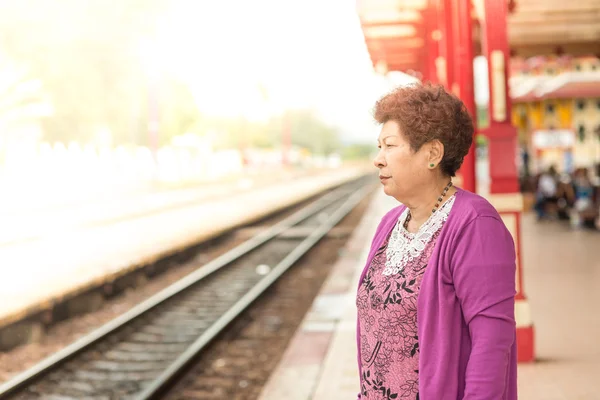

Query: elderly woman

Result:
[356,84,517,399]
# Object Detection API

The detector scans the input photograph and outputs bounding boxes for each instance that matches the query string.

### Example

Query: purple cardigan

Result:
[357,188,517,399]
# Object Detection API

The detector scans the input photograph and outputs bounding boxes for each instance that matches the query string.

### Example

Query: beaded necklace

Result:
[403,180,453,230]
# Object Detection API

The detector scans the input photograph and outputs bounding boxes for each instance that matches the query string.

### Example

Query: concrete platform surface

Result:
[0,168,329,247]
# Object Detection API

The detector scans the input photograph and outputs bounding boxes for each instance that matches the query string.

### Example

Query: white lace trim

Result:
[382,194,456,276]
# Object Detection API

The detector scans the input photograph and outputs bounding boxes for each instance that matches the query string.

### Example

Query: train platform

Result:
[258,188,600,400]
[0,165,370,343]
[0,167,329,246]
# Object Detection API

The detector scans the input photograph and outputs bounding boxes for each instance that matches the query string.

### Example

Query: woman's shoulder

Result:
[453,188,503,222]
[445,189,516,257]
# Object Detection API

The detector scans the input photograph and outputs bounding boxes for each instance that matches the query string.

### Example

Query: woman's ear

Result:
[428,140,445,168]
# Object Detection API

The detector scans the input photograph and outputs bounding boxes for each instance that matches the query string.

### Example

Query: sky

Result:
[149,0,488,144]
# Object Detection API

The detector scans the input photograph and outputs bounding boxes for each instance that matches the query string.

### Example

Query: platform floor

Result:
[518,214,600,399]
[258,189,600,400]
[0,168,325,246]
[0,166,369,328]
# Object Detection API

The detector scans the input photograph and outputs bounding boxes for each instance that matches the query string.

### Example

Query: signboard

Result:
[532,129,575,149]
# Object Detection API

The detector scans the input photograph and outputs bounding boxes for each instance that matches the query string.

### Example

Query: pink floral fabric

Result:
[357,219,446,400]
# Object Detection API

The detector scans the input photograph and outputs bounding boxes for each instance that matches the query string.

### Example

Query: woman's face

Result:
[373,120,430,201]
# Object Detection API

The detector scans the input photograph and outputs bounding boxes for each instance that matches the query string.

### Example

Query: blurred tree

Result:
[0,0,196,146]
[0,58,51,143]
[158,76,202,146]
[341,143,375,160]
[265,109,341,155]
[245,122,273,149]
[289,109,341,155]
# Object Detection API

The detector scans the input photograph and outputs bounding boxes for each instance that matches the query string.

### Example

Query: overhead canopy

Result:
[358,0,600,75]
[507,0,600,57]
[356,0,428,73]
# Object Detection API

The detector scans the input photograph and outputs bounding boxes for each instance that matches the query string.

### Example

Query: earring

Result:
[429,163,435,168]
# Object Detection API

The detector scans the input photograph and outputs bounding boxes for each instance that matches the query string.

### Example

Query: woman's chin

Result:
[381,184,403,202]
[381,184,394,196]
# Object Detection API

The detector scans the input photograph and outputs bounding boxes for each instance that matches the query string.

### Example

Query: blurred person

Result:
[356,83,517,400]
[522,146,530,178]
[518,146,534,193]
[533,165,558,220]
[571,168,596,228]
[555,172,575,220]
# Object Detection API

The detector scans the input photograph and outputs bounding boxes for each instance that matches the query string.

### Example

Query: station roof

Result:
[357,0,600,73]
[356,0,429,74]
[507,0,600,57]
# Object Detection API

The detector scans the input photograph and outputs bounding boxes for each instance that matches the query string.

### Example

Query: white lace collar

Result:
[383,194,456,276]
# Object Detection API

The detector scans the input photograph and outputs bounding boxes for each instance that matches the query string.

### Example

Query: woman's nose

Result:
[373,150,385,168]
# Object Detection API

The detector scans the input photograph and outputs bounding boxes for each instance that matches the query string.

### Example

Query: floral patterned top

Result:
[357,194,456,400]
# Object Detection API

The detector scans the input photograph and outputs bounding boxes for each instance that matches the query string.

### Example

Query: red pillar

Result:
[453,0,476,193]
[434,0,476,193]
[435,0,455,89]
[481,0,535,362]
[481,0,519,194]
[424,0,440,84]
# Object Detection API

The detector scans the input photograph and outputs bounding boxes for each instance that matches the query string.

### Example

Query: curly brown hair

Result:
[373,83,474,177]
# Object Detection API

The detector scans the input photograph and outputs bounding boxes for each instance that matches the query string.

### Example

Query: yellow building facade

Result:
[511,56,600,173]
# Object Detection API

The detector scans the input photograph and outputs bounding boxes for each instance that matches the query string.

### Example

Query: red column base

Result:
[517,325,535,362]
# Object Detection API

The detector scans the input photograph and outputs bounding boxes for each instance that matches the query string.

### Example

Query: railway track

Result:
[0,176,375,400]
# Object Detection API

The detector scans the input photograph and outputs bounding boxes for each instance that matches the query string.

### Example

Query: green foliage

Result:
[0,60,50,134]
[158,76,202,146]
[0,0,179,145]
[476,105,489,129]
[341,143,376,160]
[0,1,342,152]
[284,109,341,155]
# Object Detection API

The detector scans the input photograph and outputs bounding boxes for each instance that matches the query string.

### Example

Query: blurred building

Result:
[510,55,600,174]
